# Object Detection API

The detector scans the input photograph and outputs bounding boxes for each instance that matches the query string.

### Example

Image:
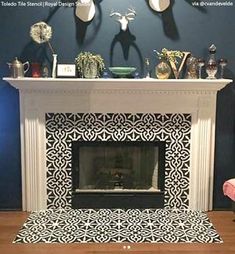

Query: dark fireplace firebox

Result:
[72,141,165,208]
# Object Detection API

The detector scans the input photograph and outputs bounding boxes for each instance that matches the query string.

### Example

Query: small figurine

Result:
[145,58,151,78]
[42,65,49,78]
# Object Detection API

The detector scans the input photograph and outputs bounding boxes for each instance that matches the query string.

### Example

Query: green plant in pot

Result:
[75,51,105,78]
[154,48,183,79]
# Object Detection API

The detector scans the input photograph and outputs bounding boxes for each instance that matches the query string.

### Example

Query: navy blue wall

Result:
[0,0,235,210]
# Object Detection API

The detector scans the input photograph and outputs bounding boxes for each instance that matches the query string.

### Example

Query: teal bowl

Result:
[109,67,136,78]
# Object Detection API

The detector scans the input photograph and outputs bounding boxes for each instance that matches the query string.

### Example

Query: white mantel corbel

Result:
[3,77,233,211]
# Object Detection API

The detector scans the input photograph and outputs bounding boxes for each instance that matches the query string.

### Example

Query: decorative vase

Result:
[185,56,198,79]
[206,44,218,79]
[155,61,171,79]
[83,62,98,78]
[31,63,41,78]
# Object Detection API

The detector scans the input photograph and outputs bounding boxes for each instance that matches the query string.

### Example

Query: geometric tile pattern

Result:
[13,209,222,243]
[46,113,191,209]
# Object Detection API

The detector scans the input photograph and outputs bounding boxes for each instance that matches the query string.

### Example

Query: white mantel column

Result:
[20,91,47,211]
[190,95,217,211]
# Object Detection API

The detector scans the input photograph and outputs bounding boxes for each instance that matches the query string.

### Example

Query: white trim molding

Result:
[4,78,232,211]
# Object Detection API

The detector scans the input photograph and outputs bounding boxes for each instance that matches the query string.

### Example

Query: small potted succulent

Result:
[154,48,183,79]
[75,51,105,78]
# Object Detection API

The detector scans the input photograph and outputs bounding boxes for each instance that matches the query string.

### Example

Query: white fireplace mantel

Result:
[4,77,233,211]
[4,77,230,91]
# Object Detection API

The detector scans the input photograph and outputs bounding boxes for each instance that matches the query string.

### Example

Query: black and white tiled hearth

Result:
[46,113,191,209]
[13,209,222,243]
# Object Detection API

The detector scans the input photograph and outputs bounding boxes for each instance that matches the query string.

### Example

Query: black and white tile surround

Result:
[13,209,222,243]
[46,113,191,209]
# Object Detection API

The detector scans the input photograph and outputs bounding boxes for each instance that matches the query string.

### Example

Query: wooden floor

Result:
[0,211,234,254]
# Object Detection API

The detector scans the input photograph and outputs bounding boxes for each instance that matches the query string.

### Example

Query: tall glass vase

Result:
[52,54,57,78]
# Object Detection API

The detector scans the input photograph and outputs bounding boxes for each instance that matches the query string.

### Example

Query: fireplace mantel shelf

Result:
[3,77,232,93]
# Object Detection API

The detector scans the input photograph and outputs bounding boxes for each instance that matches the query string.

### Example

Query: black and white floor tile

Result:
[13,209,222,243]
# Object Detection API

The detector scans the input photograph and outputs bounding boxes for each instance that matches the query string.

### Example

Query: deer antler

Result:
[126,8,136,21]
[127,7,136,14]
[110,10,122,18]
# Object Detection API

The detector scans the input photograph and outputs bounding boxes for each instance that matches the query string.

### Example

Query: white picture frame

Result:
[57,64,76,77]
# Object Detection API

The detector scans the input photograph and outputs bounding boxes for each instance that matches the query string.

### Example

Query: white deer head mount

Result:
[110,8,136,31]
[75,0,96,22]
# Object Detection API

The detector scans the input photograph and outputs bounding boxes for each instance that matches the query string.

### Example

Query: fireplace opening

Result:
[71,141,165,208]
